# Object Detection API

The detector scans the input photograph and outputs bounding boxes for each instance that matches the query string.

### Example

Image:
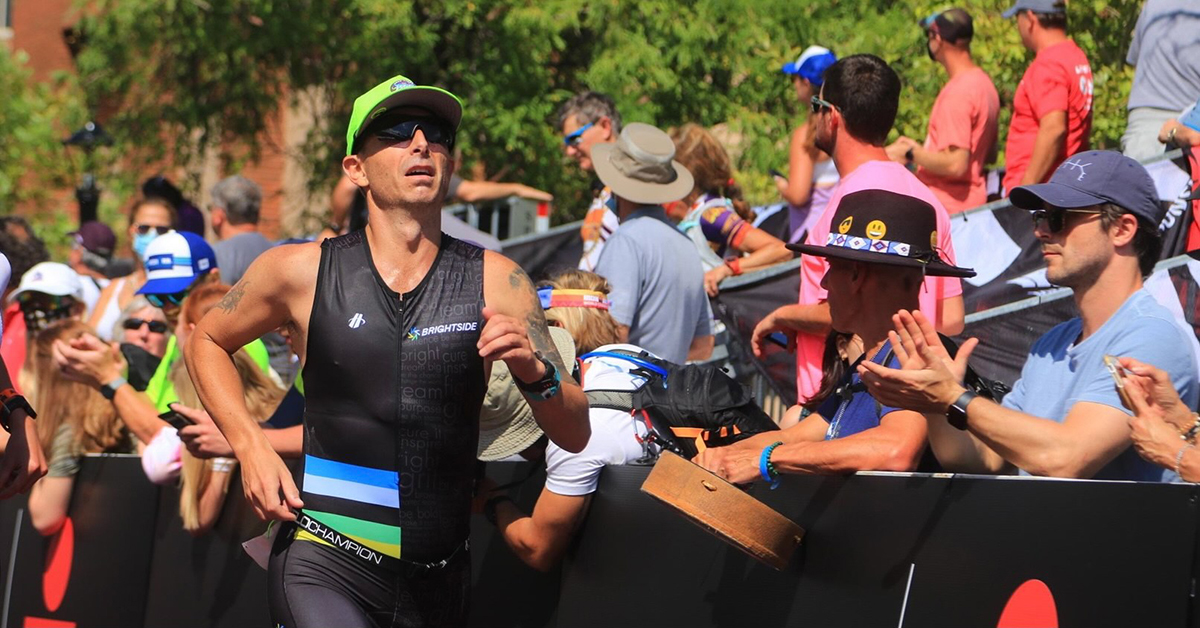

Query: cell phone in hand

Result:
[1103,355,1134,408]
[769,168,788,182]
[158,408,195,431]
[766,331,790,349]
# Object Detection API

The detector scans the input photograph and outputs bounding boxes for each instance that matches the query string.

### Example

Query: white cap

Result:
[7,262,85,305]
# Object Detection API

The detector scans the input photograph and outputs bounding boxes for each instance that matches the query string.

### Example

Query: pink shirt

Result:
[796,161,962,403]
[917,67,1000,214]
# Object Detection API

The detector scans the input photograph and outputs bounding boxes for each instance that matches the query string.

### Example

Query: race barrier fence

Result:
[3,456,1200,627]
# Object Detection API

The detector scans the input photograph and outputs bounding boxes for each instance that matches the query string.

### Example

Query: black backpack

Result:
[581,349,779,461]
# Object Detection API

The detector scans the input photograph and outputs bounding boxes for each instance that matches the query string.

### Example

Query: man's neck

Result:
[363,199,444,294]
[1072,262,1144,340]
[941,49,977,80]
[616,198,655,222]
[217,222,258,240]
[858,299,920,361]
[832,136,890,178]
[1032,30,1068,54]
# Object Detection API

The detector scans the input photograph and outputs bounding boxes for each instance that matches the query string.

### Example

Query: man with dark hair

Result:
[210,175,272,287]
[887,8,999,214]
[1001,0,1093,195]
[751,54,965,414]
[558,91,623,271]
[861,150,1197,482]
[186,74,590,627]
[698,190,976,483]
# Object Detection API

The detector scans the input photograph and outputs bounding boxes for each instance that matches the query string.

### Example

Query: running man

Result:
[185,75,591,628]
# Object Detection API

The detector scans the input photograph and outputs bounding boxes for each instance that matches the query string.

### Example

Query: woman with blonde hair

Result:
[26,320,134,536]
[669,124,792,296]
[171,283,284,535]
[486,269,664,570]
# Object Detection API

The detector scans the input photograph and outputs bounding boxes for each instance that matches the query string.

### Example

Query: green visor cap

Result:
[345,74,463,156]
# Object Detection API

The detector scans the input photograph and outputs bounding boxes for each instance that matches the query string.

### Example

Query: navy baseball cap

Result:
[137,231,217,296]
[782,46,837,86]
[1009,150,1164,225]
[1003,0,1065,18]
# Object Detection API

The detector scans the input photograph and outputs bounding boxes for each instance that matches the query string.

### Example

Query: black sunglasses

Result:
[123,317,169,334]
[1030,208,1104,234]
[134,224,172,236]
[810,95,838,115]
[373,117,456,151]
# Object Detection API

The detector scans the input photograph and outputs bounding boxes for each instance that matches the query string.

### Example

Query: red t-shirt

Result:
[917,67,1000,213]
[1003,40,1093,195]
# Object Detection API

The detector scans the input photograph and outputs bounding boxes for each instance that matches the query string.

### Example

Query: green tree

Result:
[62,0,1146,234]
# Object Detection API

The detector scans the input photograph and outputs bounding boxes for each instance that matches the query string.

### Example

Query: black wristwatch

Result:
[513,352,561,401]
[99,376,127,401]
[946,389,978,431]
[904,147,915,164]
[484,495,515,527]
[0,388,37,433]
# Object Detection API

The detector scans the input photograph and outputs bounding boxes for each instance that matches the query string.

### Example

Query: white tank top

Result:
[93,276,127,341]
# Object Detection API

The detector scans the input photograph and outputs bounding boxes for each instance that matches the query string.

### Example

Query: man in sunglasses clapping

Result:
[860,150,1199,482]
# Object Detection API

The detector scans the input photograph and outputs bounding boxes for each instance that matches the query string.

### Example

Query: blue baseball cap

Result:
[136,231,217,296]
[1002,0,1064,19]
[1009,150,1164,225]
[781,46,837,86]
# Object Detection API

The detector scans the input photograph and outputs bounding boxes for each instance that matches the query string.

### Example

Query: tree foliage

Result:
[49,0,1148,232]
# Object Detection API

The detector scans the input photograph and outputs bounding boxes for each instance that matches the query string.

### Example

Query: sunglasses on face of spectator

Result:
[1030,208,1104,234]
[373,117,456,151]
[810,96,838,115]
[134,224,172,236]
[563,122,595,147]
[146,289,192,309]
[123,317,169,334]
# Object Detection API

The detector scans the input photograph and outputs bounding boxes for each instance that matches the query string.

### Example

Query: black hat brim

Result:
[786,242,977,278]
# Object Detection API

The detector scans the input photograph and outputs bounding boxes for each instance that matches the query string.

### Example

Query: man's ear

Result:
[596,116,614,140]
[342,154,369,188]
[1110,213,1141,248]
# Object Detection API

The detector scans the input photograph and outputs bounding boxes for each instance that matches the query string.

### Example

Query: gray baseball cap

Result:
[1009,150,1164,226]
[1002,0,1064,18]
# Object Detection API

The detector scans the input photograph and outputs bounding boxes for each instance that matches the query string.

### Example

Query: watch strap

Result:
[100,376,128,401]
[513,353,561,401]
[947,389,978,431]
[0,388,36,433]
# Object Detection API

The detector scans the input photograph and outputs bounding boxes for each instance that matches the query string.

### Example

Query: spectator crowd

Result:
[1,0,1200,621]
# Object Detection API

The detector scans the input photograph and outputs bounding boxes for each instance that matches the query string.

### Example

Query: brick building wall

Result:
[6,1,325,239]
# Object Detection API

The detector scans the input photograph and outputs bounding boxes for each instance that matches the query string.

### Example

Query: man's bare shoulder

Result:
[482,250,538,311]
[245,241,322,289]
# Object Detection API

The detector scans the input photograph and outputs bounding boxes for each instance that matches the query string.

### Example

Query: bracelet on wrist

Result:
[1179,413,1200,442]
[759,441,784,490]
[725,258,743,276]
[1175,443,1194,479]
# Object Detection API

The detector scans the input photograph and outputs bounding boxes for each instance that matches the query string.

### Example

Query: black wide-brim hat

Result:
[787,189,976,278]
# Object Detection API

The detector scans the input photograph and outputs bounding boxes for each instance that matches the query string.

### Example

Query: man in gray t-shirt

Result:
[209,175,273,286]
[1121,0,1200,161]
[589,123,713,364]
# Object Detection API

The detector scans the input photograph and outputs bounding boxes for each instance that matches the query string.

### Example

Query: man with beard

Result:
[751,54,965,412]
[859,151,1198,481]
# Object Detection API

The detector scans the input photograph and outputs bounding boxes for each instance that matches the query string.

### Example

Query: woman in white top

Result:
[481,269,655,571]
[88,198,176,341]
[777,46,841,244]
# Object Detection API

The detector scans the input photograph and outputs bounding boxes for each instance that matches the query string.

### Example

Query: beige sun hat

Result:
[591,122,695,205]
[477,326,578,461]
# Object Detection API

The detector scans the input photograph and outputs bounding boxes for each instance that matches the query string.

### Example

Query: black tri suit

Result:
[269,231,487,628]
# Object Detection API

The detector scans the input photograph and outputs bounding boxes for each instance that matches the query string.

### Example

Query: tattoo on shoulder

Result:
[215,281,248,313]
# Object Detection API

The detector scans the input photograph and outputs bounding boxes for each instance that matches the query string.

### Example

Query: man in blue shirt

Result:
[591,122,713,364]
[696,189,976,484]
[861,150,1199,482]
